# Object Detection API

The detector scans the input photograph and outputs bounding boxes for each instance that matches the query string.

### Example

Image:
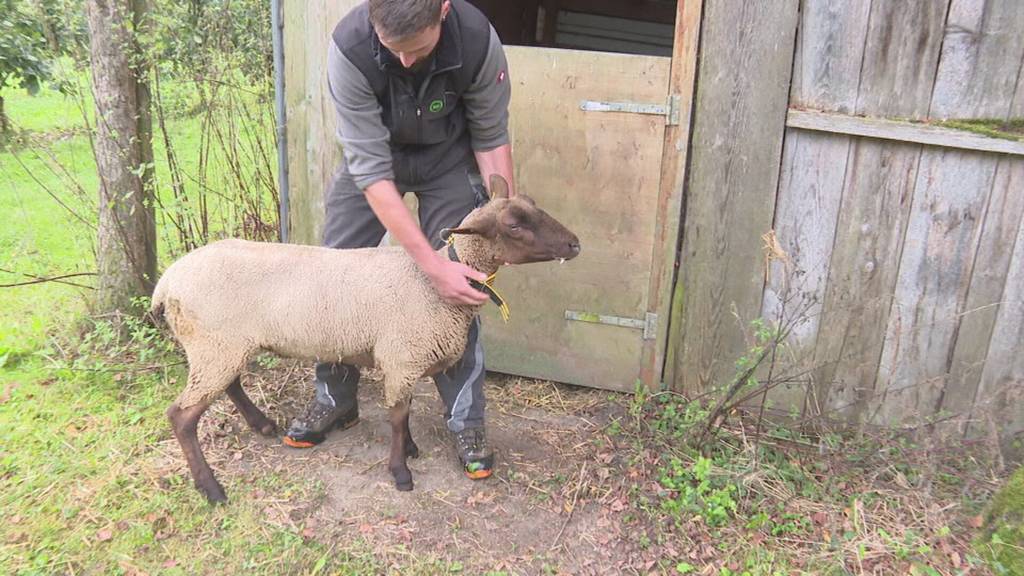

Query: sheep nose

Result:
[569,240,581,255]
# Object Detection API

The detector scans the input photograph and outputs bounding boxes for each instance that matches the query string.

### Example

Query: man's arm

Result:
[464,27,515,196]
[364,180,488,305]
[474,143,515,197]
[328,43,487,305]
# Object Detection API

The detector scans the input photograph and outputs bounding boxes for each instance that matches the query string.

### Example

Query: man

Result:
[283,0,514,481]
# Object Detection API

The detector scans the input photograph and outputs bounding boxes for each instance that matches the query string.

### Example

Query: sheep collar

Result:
[445,236,511,323]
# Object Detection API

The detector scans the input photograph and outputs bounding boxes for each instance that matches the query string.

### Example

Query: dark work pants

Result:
[316,162,490,433]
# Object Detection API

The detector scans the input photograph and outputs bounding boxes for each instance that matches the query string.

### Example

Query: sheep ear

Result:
[440,226,481,241]
[488,174,510,200]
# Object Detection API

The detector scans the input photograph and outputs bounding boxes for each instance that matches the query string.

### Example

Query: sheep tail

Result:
[148,275,168,324]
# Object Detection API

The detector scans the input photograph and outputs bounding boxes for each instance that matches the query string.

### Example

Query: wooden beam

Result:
[641,0,702,389]
[666,0,800,395]
[787,109,1024,157]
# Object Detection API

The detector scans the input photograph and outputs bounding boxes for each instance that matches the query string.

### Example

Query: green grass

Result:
[2,75,95,135]
[0,75,404,574]
[0,126,96,356]
[0,349,386,575]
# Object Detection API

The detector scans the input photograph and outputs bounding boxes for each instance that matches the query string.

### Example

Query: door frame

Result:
[640,0,703,390]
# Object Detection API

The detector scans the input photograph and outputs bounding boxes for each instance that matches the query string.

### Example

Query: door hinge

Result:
[580,94,681,126]
[565,310,658,340]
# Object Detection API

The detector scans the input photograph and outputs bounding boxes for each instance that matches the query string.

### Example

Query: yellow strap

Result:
[447,236,510,322]
[483,273,511,323]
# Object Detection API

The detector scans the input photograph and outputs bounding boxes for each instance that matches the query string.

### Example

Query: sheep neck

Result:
[447,234,501,277]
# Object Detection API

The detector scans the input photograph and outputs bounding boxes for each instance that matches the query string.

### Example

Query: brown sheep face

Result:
[447,175,581,265]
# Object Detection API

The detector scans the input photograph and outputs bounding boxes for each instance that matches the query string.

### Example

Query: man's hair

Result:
[368,0,443,40]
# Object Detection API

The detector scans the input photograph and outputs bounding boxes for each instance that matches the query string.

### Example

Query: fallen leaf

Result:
[162,560,178,569]
[0,383,18,404]
[97,528,113,542]
[301,526,316,539]
[968,515,984,528]
[949,551,961,568]
[358,523,374,534]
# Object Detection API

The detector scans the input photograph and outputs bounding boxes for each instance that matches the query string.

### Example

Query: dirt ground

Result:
[154,361,642,575]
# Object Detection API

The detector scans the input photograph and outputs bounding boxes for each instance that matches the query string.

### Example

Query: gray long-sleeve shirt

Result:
[327,25,511,190]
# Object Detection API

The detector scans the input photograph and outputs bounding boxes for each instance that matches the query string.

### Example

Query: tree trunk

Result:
[0,94,8,135]
[86,0,157,316]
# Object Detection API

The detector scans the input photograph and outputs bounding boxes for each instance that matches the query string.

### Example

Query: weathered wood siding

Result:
[669,0,1024,439]
[664,0,800,395]
[282,0,360,245]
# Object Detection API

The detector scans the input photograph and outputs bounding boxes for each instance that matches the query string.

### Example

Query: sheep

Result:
[150,175,581,503]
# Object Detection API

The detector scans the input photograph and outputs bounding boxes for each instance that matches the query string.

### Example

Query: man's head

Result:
[369,0,451,69]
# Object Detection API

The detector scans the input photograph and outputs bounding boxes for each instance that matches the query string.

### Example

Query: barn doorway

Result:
[469,0,676,56]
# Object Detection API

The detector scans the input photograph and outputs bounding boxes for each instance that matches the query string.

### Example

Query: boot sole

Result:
[282,413,359,449]
[465,468,493,480]
[461,453,495,480]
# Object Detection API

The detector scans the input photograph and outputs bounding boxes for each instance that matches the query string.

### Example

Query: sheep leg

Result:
[404,407,419,459]
[225,378,277,436]
[167,401,227,504]
[388,399,414,491]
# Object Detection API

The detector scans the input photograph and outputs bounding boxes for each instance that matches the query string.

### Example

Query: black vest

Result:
[333,0,491,184]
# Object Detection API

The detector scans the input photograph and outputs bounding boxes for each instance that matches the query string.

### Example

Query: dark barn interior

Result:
[468,0,677,56]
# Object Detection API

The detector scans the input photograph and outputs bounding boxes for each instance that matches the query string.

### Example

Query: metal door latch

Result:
[565,310,658,340]
[579,94,681,125]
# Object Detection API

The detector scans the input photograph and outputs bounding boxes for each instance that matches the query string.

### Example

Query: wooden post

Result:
[639,0,702,389]
[664,0,800,395]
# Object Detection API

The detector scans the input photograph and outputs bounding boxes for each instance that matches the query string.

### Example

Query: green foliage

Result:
[977,466,1024,575]
[659,455,738,527]
[150,0,273,83]
[0,0,52,101]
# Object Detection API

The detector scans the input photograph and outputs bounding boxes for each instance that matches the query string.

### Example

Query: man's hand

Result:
[424,257,490,306]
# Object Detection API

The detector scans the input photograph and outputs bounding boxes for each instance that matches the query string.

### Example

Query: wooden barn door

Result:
[481,1,700,393]
[284,0,701,392]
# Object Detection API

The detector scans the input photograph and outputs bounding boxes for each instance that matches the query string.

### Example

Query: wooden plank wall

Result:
[282,0,361,245]
[673,0,1024,438]
[664,0,800,394]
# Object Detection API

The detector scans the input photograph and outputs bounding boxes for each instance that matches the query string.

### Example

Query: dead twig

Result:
[0,268,96,289]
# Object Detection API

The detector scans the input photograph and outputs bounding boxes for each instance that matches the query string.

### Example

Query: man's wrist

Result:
[414,250,445,278]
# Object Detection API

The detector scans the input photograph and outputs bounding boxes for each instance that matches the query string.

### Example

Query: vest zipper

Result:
[416,105,422,142]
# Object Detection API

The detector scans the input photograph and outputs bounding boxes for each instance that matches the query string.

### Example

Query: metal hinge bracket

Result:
[580,94,681,126]
[565,310,658,340]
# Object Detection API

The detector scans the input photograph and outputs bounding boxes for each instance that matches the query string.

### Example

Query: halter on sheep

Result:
[151,175,581,502]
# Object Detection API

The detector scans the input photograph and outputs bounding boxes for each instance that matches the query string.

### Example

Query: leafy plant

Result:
[0,0,53,132]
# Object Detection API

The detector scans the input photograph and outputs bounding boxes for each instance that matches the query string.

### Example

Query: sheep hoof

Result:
[258,422,278,436]
[198,480,228,504]
[390,467,414,491]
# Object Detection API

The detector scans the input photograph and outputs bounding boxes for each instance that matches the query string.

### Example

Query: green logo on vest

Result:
[429,99,444,113]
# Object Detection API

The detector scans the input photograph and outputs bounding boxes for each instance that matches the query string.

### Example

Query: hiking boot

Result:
[283,396,359,448]
[454,427,494,480]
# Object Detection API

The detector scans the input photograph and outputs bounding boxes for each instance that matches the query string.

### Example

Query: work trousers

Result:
[314,162,489,432]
